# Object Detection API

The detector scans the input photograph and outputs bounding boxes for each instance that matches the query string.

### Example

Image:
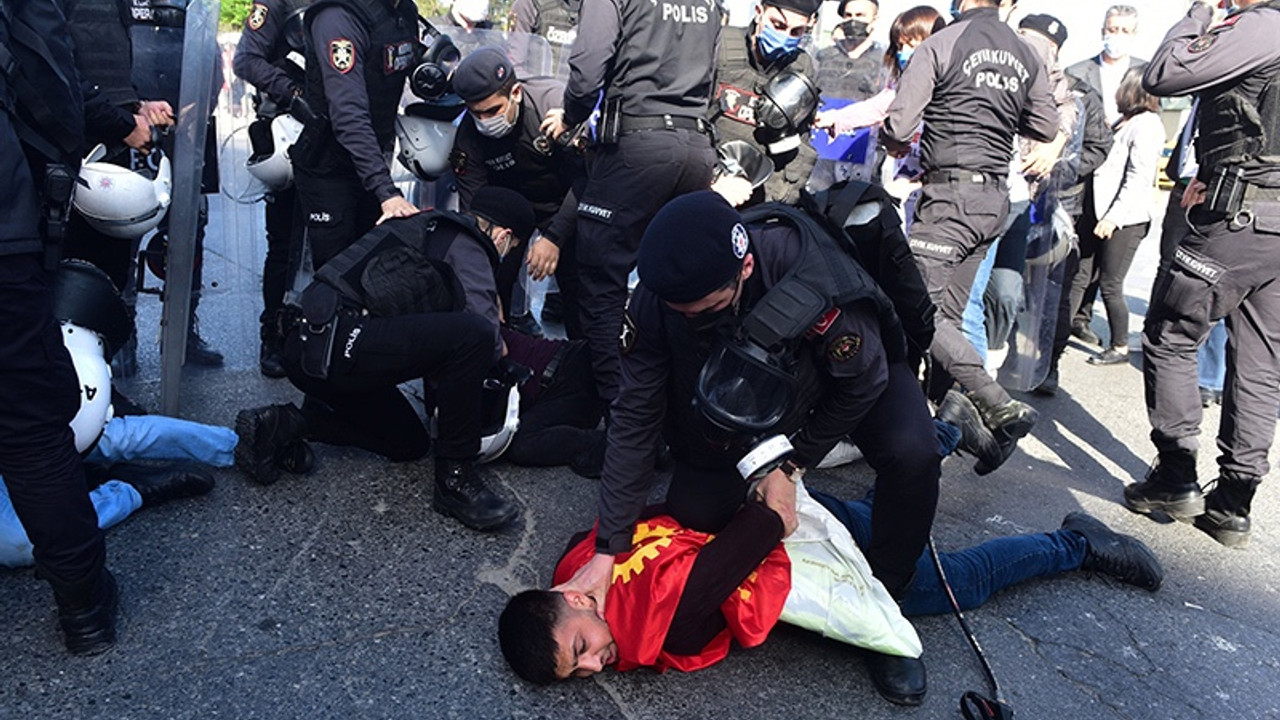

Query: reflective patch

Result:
[330,39,356,74]
[578,201,614,223]
[1188,33,1217,54]
[619,313,637,355]
[308,211,335,225]
[827,333,861,362]
[1173,246,1225,284]
[248,3,268,30]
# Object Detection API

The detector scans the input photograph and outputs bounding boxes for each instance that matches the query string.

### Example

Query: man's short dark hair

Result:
[498,590,564,685]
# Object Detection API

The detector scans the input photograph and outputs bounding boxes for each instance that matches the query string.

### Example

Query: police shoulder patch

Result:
[1188,33,1217,54]
[619,313,638,355]
[827,333,861,363]
[450,148,467,175]
[248,3,268,30]
[330,38,356,73]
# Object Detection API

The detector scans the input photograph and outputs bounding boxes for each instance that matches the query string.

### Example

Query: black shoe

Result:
[1199,386,1221,408]
[185,332,224,367]
[1088,346,1130,366]
[541,292,564,324]
[1193,473,1259,548]
[936,390,1006,474]
[506,312,543,339]
[570,432,606,480]
[235,403,309,486]
[54,568,118,656]
[1032,367,1059,397]
[864,651,927,706]
[1072,322,1102,346]
[1123,452,1204,520]
[259,340,286,378]
[109,462,215,507]
[110,387,149,417]
[1061,512,1164,591]
[279,440,315,475]
[433,458,519,531]
[970,395,1039,476]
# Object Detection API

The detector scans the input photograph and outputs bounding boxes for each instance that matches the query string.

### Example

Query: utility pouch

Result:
[288,96,330,170]
[298,282,340,380]
[41,162,76,269]
[1207,165,1248,217]
[597,96,622,146]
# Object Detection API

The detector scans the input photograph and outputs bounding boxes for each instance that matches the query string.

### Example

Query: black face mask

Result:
[835,19,871,51]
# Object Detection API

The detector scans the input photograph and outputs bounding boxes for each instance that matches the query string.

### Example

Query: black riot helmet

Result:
[756,70,820,155]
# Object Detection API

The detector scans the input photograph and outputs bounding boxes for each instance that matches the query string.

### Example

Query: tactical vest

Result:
[813,44,883,103]
[533,0,579,54]
[312,210,498,316]
[468,81,568,222]
[303,0,419,157]
[67,0,136,108]
[710,28,818,204]
[1196,2,1280,178]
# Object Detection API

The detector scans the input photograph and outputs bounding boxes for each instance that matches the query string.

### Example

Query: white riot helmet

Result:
[61,322,114,454]
[245,114,304,191]
[395,103,464,181]
[73,144,172,239]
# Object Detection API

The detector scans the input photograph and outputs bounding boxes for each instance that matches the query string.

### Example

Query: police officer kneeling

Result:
[553,191,941,705]
[235,187,536,532]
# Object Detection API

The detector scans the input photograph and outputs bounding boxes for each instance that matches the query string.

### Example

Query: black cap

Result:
[1019,13,1068,49]
[638,191,750,304]
[765,0,821,17]
[451,46,516,102]
[470,186,536,242]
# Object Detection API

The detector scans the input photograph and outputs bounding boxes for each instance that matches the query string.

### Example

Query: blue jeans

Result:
[1198,320,1227,392]
[962,235,1002,362]
[810,490,1086,617]
[0,416,236,567]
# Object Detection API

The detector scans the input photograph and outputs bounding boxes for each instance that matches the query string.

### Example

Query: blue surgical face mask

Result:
[897,47,914,71]
[757,24,802,64]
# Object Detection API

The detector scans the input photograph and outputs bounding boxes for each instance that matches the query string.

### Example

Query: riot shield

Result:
[997,97,1086,392]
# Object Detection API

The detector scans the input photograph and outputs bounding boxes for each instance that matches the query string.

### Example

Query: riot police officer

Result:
[234,0,310,377]
[882,0,1059,468]
[553,191,940,705]
[293,0,420,269]
[0,0,118,655]
[509,0,579,70]
[542,0,721,407]
[1125,0,1280,548]
[235,187,535,532]
[450,47,585,338]
[709,0,822,207]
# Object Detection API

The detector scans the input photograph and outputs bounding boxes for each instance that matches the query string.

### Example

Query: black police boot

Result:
[52,568,119,656]
[969,394,1039,476]
[936,390,1006,474]
[185,297,224,367]
[864,650,927,706]
[109,462,215,507]
[1194,471,1259,548]
[1072,321,1102,346]
[432,458,519,531]
[235,403,310,486]
[259,312,287,379]
[1032,366,1060,397]
[1123,451,1204,520]
[1061,512,1164,591]
[506,312,544,338]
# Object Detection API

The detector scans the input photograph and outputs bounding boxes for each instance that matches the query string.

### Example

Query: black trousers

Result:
[908,180,1011,406]
[0,254,105,587]
[665,361,941,595]
[1144,206,1280,479]
[294,168,382,269]
[1092,221,1150,347]
[574,129,715,403]
[262,186,297,319]
[282,312,494,462]
[504,344,602,466]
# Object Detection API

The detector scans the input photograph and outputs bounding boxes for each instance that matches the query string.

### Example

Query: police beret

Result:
[470,186,536,242]
[1019,14,1068,50]
[451,46,516,103]
[638,191,750,304]
[765,0,822,17]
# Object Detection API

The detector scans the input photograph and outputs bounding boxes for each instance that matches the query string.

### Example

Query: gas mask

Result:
[755,70,820,155]
[835,19,871,53]
[757,24,803,64]
[410,27,461,101]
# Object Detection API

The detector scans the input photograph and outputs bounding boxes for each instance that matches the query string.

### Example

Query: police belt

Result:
[922,169,1004,186]
[619,113,711,136]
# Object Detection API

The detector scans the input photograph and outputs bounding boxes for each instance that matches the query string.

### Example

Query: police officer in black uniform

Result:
[293,0,420,269]
[234,0,310,378]
[882,0,1059,468]
[235,187,535,532]
[1124,0,1280,548]
[554,191,939,705]
[450,47,585,338]
[709,0,821,207]
[509,0,579,70]
[542,0,721,408]
[0,0,118,655]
